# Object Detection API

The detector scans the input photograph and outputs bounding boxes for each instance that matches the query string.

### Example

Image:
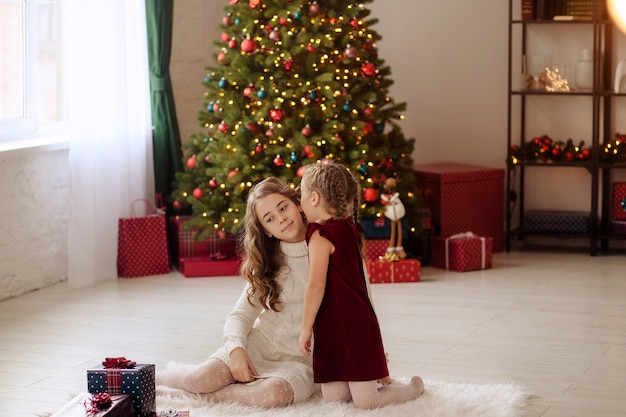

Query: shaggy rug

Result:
[156,378,532,417]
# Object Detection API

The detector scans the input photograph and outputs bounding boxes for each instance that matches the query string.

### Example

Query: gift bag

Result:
[117,198,170,278]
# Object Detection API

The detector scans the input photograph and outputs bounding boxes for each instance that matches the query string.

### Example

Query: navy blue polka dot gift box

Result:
[87,357,155,417]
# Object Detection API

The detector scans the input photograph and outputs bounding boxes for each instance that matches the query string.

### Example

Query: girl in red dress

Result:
[298,162,424,409]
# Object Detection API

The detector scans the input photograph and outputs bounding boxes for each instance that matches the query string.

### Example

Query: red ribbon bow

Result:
[84,392,113,415]
[102,357,136,369]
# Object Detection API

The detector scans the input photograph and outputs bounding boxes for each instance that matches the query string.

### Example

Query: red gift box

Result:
[365,259,420,283]
[179,257,240,278]
[169,215,236,268]
[364,239,389,260]
[51,393,134,417]
[612,182,626,220]
[431,232,493,272]
[413,162,504,252]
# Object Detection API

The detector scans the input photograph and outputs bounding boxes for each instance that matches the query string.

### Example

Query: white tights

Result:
[320,377,424,410]
[155,359,294,408]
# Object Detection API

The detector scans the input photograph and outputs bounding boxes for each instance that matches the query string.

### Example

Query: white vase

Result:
[575,49,593,91]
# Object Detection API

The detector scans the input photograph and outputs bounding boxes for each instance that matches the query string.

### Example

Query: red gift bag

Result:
[117,199,170,278]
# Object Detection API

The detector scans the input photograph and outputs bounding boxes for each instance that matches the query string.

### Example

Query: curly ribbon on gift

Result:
[84,392,113,415]
[444,232,486,270]
[159,410,180,417]
[102,357,136,369]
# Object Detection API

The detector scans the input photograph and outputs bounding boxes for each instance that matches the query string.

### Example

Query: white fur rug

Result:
[156,378,532,417]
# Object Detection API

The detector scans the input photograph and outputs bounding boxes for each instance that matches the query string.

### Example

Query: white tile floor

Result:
[0,249,625,416]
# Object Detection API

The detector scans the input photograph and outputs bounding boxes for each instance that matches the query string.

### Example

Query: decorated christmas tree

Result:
[172,0,420,238]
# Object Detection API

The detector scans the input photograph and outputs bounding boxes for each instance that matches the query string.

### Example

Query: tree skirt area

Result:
[156,378,532,417]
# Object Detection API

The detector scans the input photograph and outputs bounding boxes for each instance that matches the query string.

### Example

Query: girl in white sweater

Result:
[156,177,315,407]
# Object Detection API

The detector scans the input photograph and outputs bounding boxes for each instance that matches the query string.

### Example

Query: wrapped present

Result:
[365,259,420,283]
[523,210,590,234]
[364,239,389,260]
[51,393,134,417]
[413,162,504,252]
[361,218,408,239]
[179,257,240,278]
[431,232,493,272]
[611,219,626,235]
[612,182,626,220]
[87,358,155,417]
[169,215,237,268]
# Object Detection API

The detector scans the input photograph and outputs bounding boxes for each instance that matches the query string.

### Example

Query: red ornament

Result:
[274,155,284,166]
[344,45,357,59]
[186,156,197,169]
[265,128,274,136]
[581,148,591,159]
[255,144,263,153]
[228,169,238,181]
[363,122,375,134]
[309,1,320,15]
[209,178,219,188]
[218,121,229,133]
[363,187,379,203]
[222,15,232,26]
[304,145,315,158]
[283,59,294,72]
[229,0,238,3]
[172,200,183,212]
[228,38,238,49]
[243,85,255,97]
[217,51,228,65]
[565,151,575,161]
[551,147,561,158]
[269,29,281,41]
[297,166,305,178]
[246,123,259,133]
[270,108,284,122]
[192,187,204,199]
[301,124,312,137]
[361,62,376,77]
[249,0,260,8]
[221,32,230,42]
[279,17,288,26]
[350,18,359,28]
[241,38,257,53]
[306,44,316,53]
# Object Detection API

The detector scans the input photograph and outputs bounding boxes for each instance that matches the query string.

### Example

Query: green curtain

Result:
[145,0,182,204]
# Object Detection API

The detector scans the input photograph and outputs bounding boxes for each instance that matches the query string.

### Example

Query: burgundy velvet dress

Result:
[305,218,389,383]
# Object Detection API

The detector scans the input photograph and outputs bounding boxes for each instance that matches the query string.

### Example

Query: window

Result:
[0,0,67,142]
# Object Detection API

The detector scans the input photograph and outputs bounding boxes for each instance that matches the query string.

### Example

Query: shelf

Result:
[511,90,595,96]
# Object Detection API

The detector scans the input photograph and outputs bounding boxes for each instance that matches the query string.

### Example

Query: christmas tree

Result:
[172,0,420,238]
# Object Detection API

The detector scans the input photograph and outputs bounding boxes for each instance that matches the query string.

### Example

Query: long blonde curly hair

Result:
[238,177,302,312]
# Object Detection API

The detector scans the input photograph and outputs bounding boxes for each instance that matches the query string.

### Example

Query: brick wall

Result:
[0,149,69,301]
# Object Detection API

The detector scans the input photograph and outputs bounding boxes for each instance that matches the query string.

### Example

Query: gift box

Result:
[612,182,626,220]
[169,215,237,268]
[87,359,155,417]
[179,257,240,278]
[523,210,590,234]
[361,218,409,239]
[365,259,420,283]
[430,232,493,272]
[610,219,626,235]
[413,162,504,252]
[364,239,389,260]
[51,393,134,417]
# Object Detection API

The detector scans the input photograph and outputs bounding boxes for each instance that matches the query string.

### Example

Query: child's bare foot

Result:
[410,376,424,396]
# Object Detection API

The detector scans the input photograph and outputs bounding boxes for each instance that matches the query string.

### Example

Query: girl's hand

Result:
[298,328,313,356]
[228,347,259,382]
